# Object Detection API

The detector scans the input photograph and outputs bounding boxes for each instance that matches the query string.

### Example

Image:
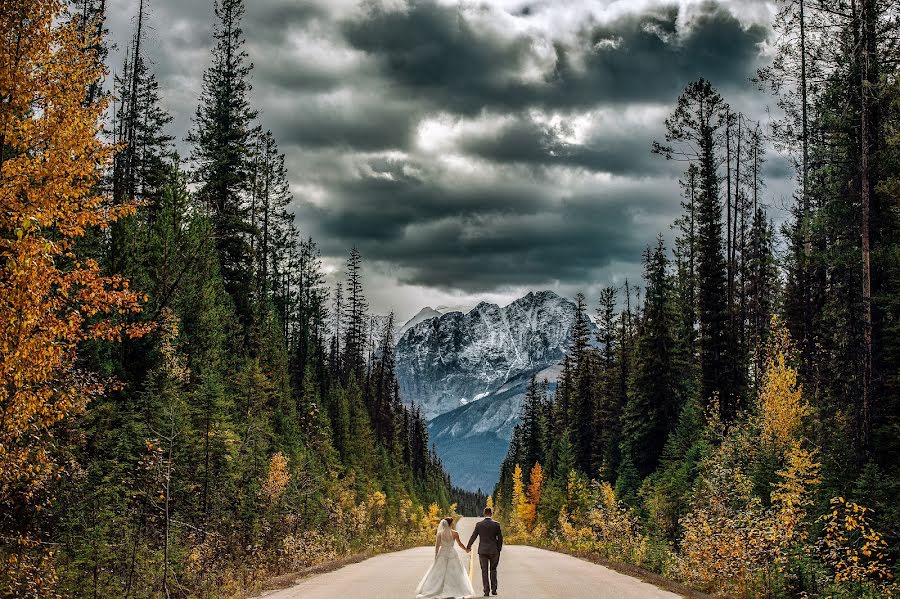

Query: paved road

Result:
[259,517,681,599]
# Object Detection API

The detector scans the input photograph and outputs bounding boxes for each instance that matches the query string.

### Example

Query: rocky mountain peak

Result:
[395,290,583,419]
[394,289,590,491]
[398,306,443,339]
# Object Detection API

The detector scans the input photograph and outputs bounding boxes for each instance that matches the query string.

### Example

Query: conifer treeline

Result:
[498,1,900,596]
[2,0,457,595]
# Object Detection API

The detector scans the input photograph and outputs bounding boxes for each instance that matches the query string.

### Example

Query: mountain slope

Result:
[428,365,560,492]
[398,306,442,339]
[396,290,577,419]
[395,290,587,491]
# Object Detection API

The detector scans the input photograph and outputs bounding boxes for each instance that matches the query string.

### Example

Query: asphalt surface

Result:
[259,517,682,599]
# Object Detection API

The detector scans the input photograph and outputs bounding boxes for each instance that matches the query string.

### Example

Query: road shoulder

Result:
[529,544,712,599]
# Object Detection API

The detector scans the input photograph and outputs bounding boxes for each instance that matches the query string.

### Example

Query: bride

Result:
[415,517,476,599]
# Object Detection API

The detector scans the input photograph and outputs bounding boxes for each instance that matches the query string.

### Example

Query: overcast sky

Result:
[104,0,796,323]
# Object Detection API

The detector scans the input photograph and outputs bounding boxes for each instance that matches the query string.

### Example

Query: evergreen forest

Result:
[496,2,900,597]
[1,0,899,598]
[0,1,466,596]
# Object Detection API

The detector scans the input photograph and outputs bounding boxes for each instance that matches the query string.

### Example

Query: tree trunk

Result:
[726,112,733,311]
[858,0,874,455]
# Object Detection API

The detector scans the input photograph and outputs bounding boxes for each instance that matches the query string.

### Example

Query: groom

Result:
[466,507,503,596]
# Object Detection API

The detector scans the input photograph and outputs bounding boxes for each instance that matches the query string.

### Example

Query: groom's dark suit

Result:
[466,518,503,595]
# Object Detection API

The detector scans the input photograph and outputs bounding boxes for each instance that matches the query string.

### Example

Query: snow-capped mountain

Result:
[394,290,590,491]
[396,290,581,419]
[397,306,443,340]
[435,304,472,315]
[427,363,561,492]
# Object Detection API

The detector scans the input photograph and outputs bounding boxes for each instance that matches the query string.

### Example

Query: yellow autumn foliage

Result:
[509,464,527,538]
[677,322,822,595]
[426,502,443,532]
[367,491,387,527]
[1,2,149,593]
[586,481,647,564]
[558,506,594,550]
[818,497,894,586]
[759,316,809,451]
[522,463,543,531]
[676,452,772,594]
[769,446,820,555]
[0,0,147,499]
[262,452,291,501]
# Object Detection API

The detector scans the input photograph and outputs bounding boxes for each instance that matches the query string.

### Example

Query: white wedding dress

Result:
[415,521,475,598]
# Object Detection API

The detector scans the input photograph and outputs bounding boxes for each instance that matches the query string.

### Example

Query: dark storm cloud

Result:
[294,152,680,292]
[302,160,555,246]
[252,56,350,95]
[266,93,419,151]
[248,3,326,38]
[103,0,788,312]
[342,1,768,115]
[543,4,768,109]
[457,115,680,177]
[341,1,535,115]
[381,195,661,290]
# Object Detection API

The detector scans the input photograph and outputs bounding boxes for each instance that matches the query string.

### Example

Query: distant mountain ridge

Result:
[427,365,561,491]
[397,306,443,339]
[394,290,591,491]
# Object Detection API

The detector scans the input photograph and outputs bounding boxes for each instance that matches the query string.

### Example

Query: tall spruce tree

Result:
[746,207,777,389]
[620,237,679,477]
[591,286,623,480]
[672,163,699,363]
[568,293,596,473]
[343,247,367,381]
[248,130,292,299]
[655,79,742,420]
[108,0,174,282]
[370,313,398,447]
[187,0,258,321]
[111,0,173,212]
[520,375,547,471]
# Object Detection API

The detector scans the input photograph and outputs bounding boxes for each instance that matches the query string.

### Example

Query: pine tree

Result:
[621,237,679,477]
[519,375,547,472]
[370,313,399,448]
[672,164,700,362]
[567,293,596,473]
[72,0,108,106]
[178,216,240,527]
[554,430,576,483]
[570,292,591,363]
[248,130,292,298]
[572,351,596,475]
[498,424,524,503]
[292,237,329,377]
[592,286,621,479]
[746,207,777,389]
[342,247,368,381]
[112,0,174,214]
[330,281,344,379]
[554,354,573,437]
[873,75,900,485]
[346,378,377,476]
[187,0,258,321]
[655,79,742,420]
[328,383,351,461]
